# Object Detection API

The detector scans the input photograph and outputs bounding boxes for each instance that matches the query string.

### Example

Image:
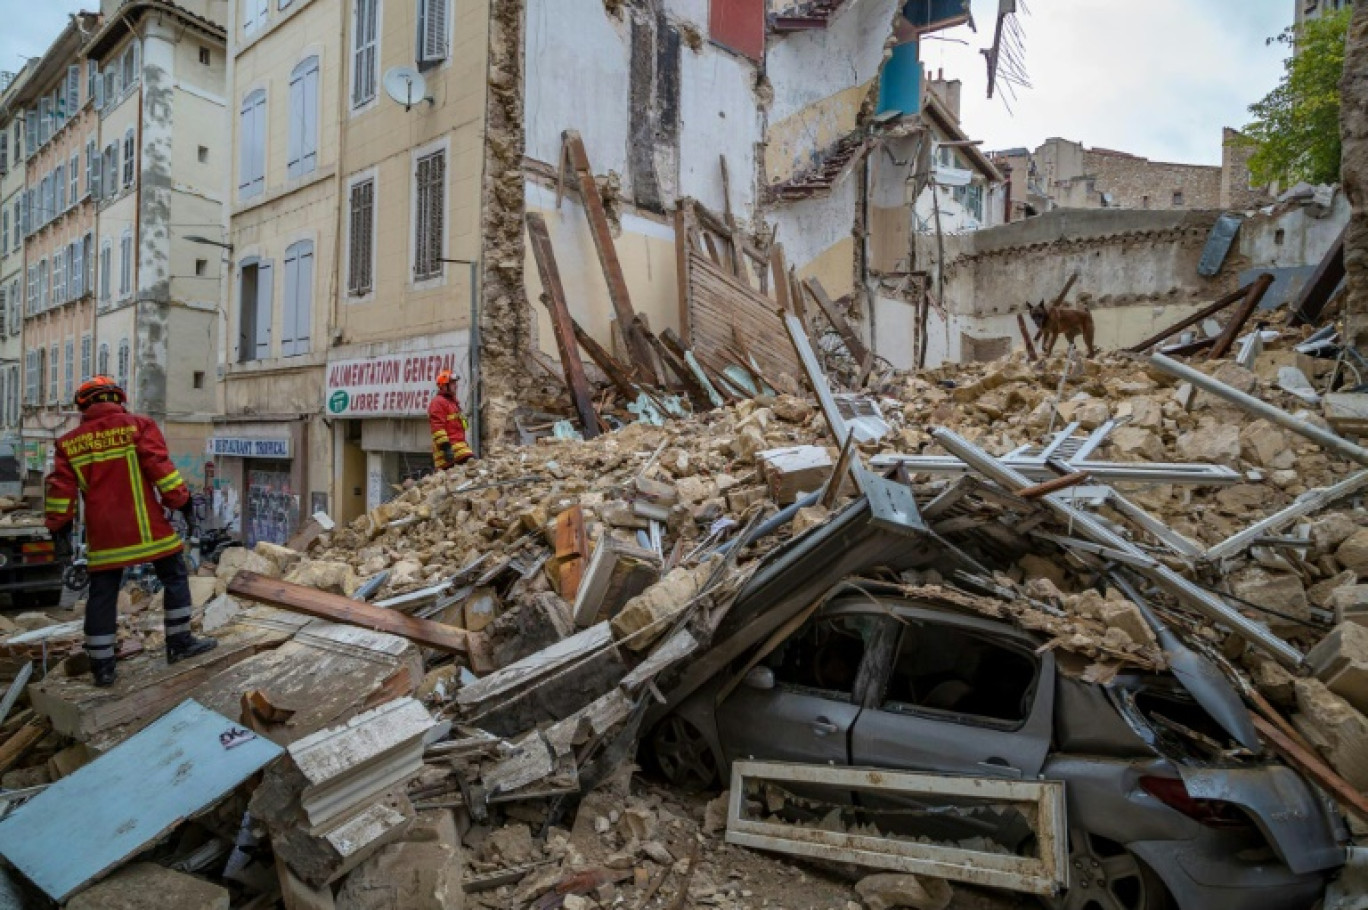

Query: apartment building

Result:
[222,0,479,543]
[220,0,348,543]
[0,66,32,439]
[14,14,102,472]
[85,0,228,489]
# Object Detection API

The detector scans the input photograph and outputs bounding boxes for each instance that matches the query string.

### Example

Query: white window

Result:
[0,129,7,175]
[69,242,82,299]
[86,139,98,197]
[0,288,6,337]
[53,248,65,304]
[116,338,130,391]
[352,0,379,108]
[24,351,35,406]
[87,60,98,108]
[11,201,19,250]
[102,143,118,200]
[48,343,58,404]
[282,240,313,356]
[347,176,375,296]
[68,153,78,205]
[122,128,136,187]
[38,98,50,146]
[119,230,133,297]
[122,41,140,90]
[63,339,74,402]
[99,240,112,302]
[98,342,109,376]
[287,57,319,179]
[25,267,35,315]
[417,0,449,65]
[23,110,35,157]
[37,260,48,310]
[1,210,6,252]
[54,163,65,213]
[238,89,267,199]
[80,334,91,382]
[237,257,273,362]
[412,148,445,281]
[93,65,105,110]
[7,280,17,334]
[243,0,269,36]
[38,176,49,226]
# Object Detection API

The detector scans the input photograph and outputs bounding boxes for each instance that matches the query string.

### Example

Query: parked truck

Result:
[0,440,63,609]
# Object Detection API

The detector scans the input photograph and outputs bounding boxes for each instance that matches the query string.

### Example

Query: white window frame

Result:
[68,153,78,206]
[410,138,448,287]
[80,334,92,382]
[122,127,136,187]
[99,240,112,303]
[63,338,75,403]
[351,0,381,112]
[53,247,65,305]
[287,56,320,179]
[243,0,270,37]
[345,169,377,300]
[116,337,130,392]
[119,229,133,298]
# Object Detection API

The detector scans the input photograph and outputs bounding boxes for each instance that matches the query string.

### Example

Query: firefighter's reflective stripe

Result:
[44,496,70,513]
[154,470,184,493]
[87,533,183,570]
[85,632,117,660]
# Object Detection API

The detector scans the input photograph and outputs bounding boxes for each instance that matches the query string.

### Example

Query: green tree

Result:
[1243,8,1351,187]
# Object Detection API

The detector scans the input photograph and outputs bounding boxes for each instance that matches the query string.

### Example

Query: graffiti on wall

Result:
[245,468,297,547]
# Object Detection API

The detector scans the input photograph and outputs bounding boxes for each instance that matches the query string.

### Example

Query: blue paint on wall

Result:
[902,0,970,30]
[877,41,922,118]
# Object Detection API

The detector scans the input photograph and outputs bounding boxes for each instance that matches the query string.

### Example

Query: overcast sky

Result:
[4,0,1296,166]
[927,0,1295,164]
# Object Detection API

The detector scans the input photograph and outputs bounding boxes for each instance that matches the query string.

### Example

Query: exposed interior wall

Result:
[523,183,679,363]
[678,46,759,216]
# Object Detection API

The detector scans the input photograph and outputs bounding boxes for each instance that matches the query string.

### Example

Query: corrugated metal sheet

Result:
[1198,212,1244,277]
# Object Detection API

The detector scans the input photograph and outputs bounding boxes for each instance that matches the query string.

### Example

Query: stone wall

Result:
[1078,149,1221,210]
[1221,127,1275,210]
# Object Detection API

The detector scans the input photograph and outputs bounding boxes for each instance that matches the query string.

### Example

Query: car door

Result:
[715,612,893,768]
[849,607,1055,779]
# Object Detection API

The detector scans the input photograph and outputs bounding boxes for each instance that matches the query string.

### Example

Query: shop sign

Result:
[209,437,292,459]
[325,347,466,418]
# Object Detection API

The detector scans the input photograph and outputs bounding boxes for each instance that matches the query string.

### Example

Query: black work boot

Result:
[91,657,117,688]
[166,632,218,664]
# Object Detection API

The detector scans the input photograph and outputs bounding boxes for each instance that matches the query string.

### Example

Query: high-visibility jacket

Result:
[44,402,190,571]
[427,392,473,470]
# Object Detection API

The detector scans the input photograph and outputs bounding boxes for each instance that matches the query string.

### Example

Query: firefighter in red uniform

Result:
[44,377,217,687]
[427,370,475,470]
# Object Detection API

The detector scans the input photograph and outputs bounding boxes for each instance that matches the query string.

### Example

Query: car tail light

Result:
[1140,776,1250,828]
[21,542,53,565]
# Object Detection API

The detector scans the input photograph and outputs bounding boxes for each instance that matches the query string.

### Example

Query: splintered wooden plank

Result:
[1287,223,1346,327]
[0,700,283,901]
[553,506,589,601]
[1206,272,1274,361]
[572,318,639,401]
[563,130,657,381]
[228,571,471,653]
[526,212,602,439]
[805,278,870,366]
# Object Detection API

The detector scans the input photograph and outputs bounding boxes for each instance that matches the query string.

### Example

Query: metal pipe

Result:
[1149,352,1368,467]
[930,427,1305,669]
[719,489,823,555]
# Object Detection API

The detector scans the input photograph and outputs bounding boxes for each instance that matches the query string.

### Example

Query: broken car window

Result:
[882,621,1037,725]
[768,615,881,702]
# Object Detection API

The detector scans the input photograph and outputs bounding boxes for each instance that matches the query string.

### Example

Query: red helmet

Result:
[436,369,456,389]
[74,375,127,410]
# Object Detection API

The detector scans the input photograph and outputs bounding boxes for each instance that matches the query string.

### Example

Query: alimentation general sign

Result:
[325,344,468,418]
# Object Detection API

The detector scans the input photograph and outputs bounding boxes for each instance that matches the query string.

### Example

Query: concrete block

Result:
[1293,678,1368,791]
[1307,622,1368,716]
[67,863,229,910]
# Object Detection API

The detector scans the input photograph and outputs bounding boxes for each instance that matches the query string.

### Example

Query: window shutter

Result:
[420,0,449,64]
[281,248,298,355]
[349,180,374,294]
[352,0,377,106]
[91,145,103,199]
[69,153,78,203]
[94,69,105,110]
[55,164,65,213]
[123,130,135,186]
[24,111,35,156]
[295,243,313,353]
[81,335,91,381]
[287,69,303,177]
[67,65,81,113]
[256,261,273,359]
[0,134,7,175]
[53,250,63,305]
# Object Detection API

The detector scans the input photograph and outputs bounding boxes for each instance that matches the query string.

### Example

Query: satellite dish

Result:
[383,66,430,111]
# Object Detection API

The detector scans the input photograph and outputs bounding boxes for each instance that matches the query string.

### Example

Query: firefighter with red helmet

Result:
[427,369,474,470]
[44,377,217,687]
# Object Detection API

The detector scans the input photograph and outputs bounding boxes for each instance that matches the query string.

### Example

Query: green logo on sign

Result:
[328,390,350,414]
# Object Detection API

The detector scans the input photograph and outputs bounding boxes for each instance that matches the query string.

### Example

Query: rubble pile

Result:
[0,328,1364,907]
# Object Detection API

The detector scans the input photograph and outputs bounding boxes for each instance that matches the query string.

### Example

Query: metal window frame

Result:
[726,760,1068,896]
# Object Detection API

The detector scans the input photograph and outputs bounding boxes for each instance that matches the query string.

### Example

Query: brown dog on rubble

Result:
[1028,299,1096,357]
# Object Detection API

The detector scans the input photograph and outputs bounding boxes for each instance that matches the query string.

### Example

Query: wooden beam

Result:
[526,213,602,438]
[553,506,588,601]
[805,278,870,366]
[770,244,793,315]
[1126,283,1252,353]
[1287,223,1347,327]
[1016,313,1039,361]
[1050,272,1078,308]
[1206,272,1274,361]
[229,571,473,653]
[635,316,712,403]
[571,319,638,400]
[673,202,694,344]
[562,130,658,381]
[1015,471,1090,500]
[0,723,45,776]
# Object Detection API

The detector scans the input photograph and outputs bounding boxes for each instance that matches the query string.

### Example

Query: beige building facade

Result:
[86,1,228,492]
[0,66,33,439]
[14,16,102,473]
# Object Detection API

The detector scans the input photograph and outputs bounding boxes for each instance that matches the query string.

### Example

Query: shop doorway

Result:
[244,461,296,547]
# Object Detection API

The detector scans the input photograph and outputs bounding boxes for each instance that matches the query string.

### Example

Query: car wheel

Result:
[1047,831,1173,910]
[649,714,720,791]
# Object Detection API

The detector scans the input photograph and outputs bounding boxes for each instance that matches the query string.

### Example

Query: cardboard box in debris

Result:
[1,313,1368,907]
